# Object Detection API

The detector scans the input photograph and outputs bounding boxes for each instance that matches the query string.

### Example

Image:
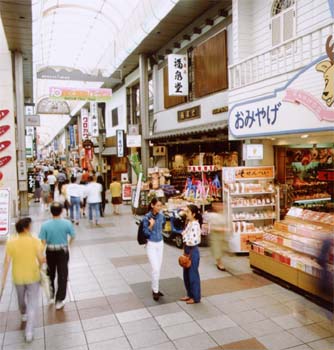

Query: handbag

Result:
[40,266,52,301]
[178,248,192,268]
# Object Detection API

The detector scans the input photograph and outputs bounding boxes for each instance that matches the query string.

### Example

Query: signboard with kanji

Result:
[168,54,188,96]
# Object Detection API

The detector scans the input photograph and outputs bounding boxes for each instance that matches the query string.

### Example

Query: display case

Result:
[223,166,280,253]
[250,207,334,302]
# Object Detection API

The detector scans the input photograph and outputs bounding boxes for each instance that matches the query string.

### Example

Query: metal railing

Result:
[229,22,334,90]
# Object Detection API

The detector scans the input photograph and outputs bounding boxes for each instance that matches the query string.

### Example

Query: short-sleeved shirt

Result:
[110,182,121,198]
[6,234,42,285]
[39,219,75,245]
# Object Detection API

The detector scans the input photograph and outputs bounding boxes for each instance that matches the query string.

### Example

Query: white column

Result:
[15,52,29,216]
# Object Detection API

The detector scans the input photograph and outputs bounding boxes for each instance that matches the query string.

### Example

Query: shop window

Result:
[112,108,119,127]
[271,0,296,46]
[193,30,228,98]
[163,66,187,109]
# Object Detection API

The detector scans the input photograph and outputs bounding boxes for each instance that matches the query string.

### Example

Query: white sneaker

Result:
[21,314,28,322]
[25,333,33,343]
[48,298,55,305]
[55,300,66,310]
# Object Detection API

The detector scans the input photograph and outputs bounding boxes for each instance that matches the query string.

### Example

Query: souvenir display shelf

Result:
[250,207,334,302]
[223,166,280,253]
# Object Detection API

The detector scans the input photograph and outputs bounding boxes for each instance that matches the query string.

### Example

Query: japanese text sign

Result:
[89,102,99,137]
[0,188,10,235]
[168,54,188,96]
[223,166,274,182]
[49,87,112,102]
[116,129,125,158]
[81,108,89,140]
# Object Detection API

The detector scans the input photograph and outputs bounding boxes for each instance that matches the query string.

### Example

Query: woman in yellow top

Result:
[109,177,122,214]
[0,217,44,343]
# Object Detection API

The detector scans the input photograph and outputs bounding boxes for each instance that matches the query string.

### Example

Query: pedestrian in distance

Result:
[96,175,106,217]
[67,176,84,225]
[180,204,202,304]
[110,177,122,215]
[39,202,75,310]
[143,198,166,301]
[41,177,51,211]
[86,176,103,225]
[0,217,45,343]
[47,171,57,200]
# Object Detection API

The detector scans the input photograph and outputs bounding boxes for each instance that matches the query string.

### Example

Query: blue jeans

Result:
[183,245,201,302]
[70,196,81,222]
[89,203,101,222]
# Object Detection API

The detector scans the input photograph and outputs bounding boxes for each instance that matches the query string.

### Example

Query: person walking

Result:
[39,202,75,310]
[86,176,102,225]
[206,211,227,271]
[57,168,67,194]
[180,205,202,304]
[33,169,42,203]
[41,177,51,211]
[96,175,106,217]
[0,217,44,343]
[109,177,122,214]
[47,171,57,200]
[67,177,84,225]
[143,198,165,301]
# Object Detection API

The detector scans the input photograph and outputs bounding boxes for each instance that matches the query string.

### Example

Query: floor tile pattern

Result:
[0,204,332,350]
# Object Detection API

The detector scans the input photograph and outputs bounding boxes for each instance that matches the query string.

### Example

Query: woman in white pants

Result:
[143,198,166,301]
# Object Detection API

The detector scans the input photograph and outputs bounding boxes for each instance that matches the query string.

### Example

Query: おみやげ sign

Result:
[229,36,334,138]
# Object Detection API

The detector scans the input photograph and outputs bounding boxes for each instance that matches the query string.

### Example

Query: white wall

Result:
[106,68,140,138]
[233,0,334,63]
[0,17,18,218]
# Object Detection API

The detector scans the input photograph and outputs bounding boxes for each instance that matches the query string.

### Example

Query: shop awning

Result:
[94,146,117,156]
[147,121,228,141]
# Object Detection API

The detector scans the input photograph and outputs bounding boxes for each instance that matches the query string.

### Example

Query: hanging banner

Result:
[81,108,89,140]
[168,54,188,96]
[69,125,75,148]
[49,87,112,102]
[116,129,125,157]
[0,188,10,235]
[89,102,99,137]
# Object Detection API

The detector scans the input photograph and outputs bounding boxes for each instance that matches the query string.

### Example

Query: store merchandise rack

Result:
[223,166,280,253]
[250,207,334,303]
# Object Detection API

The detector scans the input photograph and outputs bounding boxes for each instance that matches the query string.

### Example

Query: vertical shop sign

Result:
[116,129,125,157]
[0,188,10,235]
[89,102,99,137]
[81,108,89,140]
[168,54,188,96]
[73,125,79,146]
[27,171,35,193]
[53,138,58,152]
[69,125,75,148]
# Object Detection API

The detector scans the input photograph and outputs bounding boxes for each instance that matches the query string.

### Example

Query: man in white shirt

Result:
[47,171,57,200]
[67,177,84,225]
[85,176,102,225]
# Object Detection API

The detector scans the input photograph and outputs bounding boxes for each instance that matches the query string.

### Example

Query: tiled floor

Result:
[0,204,332,350]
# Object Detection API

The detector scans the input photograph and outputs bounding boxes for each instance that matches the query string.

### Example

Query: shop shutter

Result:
[193,30,228,98]
[163,66,187,109]
[283,7,295,42]
[271,15,281,46]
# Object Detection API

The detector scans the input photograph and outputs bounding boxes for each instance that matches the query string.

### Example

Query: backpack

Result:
[137,220,147,245]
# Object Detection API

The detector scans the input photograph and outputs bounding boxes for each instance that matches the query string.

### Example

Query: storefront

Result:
[149,121,242,196]
[228,40,334,303]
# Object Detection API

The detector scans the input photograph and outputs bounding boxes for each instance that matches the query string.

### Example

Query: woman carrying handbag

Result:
[180,204,202,304]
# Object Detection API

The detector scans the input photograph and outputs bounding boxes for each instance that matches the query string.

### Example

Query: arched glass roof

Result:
[33,0,179,72]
